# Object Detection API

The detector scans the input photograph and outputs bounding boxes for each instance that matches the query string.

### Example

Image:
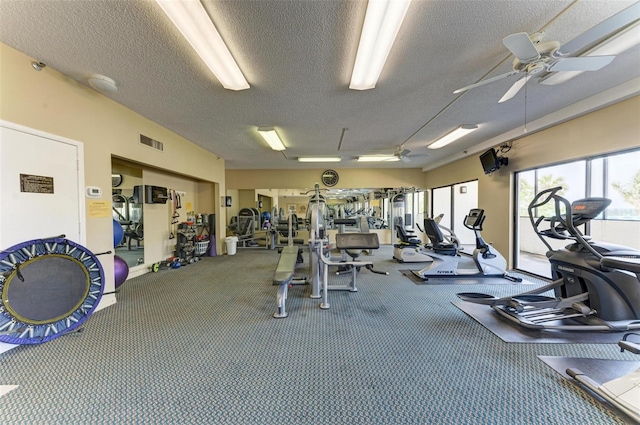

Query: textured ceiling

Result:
[1,0,639,170]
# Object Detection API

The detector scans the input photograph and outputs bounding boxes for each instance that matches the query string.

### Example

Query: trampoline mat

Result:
[5,256,88,323]
[0,236,104,345]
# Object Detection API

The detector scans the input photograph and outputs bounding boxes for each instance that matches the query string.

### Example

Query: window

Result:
[515,148,640,278]
[606,150,640,220]
[431,180,478,245]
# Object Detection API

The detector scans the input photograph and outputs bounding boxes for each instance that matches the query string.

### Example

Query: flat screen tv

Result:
[144,185,169,204]
[480,148,507,174]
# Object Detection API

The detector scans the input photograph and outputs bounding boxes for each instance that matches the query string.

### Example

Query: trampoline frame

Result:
[0,237,104,344]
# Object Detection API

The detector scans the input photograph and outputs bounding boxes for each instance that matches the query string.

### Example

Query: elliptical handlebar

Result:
[528,186,562,210]
[528,187,569,253]
[528,186,609,259]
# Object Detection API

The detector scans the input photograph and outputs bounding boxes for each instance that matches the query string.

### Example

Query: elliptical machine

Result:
[458,187,640,331]
[412,208,520,282]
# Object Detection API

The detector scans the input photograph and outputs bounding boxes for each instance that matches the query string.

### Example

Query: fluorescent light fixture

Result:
[349,0,411,90]
[541,20,640,86]
[298,157,342,163]
[257,127,286,151]
[156,0,249,91]
[428,125,478,149]
[357,155,400,162]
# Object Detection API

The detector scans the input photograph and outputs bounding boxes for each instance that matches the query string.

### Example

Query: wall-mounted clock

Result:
[321,169,339,187]
[111,174,123,187]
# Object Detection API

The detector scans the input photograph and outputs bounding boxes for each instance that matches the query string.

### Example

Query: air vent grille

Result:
[140,134,163,151]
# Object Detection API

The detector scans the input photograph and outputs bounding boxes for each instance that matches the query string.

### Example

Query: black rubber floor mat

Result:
[453,300,625,343]
[400,269,526,285]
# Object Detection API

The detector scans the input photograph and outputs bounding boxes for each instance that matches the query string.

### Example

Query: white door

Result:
[0,122,87,353]
[0,121,85,248]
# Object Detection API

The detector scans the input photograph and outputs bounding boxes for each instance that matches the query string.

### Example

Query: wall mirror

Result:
[111,158,144,268]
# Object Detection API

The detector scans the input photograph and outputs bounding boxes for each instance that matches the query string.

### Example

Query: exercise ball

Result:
[114,255,129,288]
[113,219,124,248]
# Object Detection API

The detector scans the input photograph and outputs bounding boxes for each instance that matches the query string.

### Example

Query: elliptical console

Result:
[458,187,640,331]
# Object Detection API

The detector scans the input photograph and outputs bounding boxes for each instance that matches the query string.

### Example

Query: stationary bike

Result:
[458,187,640,331]
[417,214,462,252]
[412,209,520,282]
[392,224,434,263]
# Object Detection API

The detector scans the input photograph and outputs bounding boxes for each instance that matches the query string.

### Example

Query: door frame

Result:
[1,119,86,245]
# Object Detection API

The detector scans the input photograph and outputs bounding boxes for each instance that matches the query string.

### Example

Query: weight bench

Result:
[273,245,307,318]
[319,233,388,310]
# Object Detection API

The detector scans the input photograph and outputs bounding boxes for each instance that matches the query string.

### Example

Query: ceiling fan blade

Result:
[548,55,616,72]
[498,75,531,103]
[502,32,540,62]
[557,2,640,56]
[453,70,518,94]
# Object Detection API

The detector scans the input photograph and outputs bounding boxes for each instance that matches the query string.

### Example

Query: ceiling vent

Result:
[140,134,163,151]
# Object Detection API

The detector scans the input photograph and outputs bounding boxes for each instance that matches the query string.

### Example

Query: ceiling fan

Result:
[394,146,412,162]
[393,146,431,163]
[454,3,640,103]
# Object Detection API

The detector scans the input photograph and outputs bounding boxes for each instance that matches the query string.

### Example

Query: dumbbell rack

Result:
[175,223,197,263]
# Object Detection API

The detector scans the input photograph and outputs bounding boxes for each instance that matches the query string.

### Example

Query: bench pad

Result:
[336,233,379,250]
[273,246,300,285]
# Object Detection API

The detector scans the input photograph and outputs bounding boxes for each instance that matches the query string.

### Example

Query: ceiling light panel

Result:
[298,157,342,162]
[350,0,411,90]
[428,125,478,149]
[257,127,286,151]
[156,0,249,90]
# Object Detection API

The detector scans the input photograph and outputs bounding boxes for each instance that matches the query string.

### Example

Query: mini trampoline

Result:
[0,236,104,344]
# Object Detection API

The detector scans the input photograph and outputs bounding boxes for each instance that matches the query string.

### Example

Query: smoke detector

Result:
[88,74,117,93]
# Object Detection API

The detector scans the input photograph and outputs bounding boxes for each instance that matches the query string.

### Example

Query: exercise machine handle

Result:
[601,256,640,274]
[528,186,562,210]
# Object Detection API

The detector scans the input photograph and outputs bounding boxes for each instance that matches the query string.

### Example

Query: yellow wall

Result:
[0,42,227,289]
[424,95,640,265]
[2,39,637,281]
[226,168,426,190]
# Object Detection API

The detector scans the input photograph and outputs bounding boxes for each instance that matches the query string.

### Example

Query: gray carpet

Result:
[0,245,637,424]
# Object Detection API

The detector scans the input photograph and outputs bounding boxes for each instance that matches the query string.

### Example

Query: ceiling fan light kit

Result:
[428,125,478,150]
[155,0,249,91]
[257,127,286,151]
[349,0,411,90]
